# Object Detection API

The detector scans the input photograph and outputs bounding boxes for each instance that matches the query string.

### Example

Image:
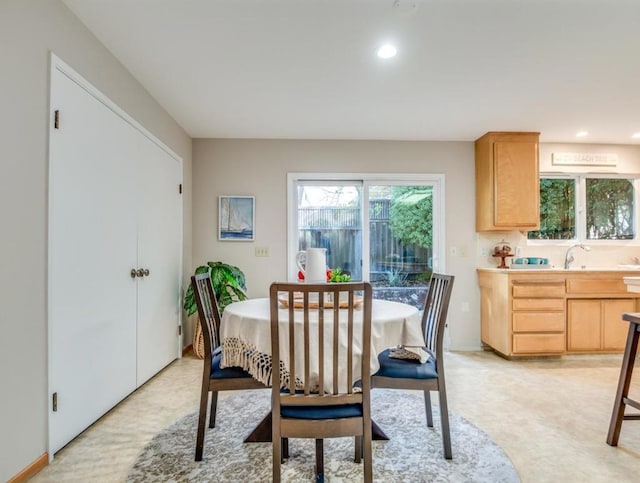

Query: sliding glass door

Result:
[289,174,444,309]
[296,181,363,280]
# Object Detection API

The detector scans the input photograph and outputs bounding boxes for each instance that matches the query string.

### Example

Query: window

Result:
[586,178,634,239]
[288,174,444,309]
[528,175,637,242]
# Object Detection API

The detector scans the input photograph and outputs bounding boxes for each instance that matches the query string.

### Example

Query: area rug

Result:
[127,389,519,482]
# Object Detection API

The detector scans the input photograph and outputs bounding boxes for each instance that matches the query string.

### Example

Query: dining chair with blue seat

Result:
[371,273,455,459]
[191,273,266,461]
[269,281,374,483]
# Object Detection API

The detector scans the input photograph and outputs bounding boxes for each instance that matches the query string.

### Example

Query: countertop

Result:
[478,267,640,273]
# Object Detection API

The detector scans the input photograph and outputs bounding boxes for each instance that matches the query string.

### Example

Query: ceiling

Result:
[63,0,640,144]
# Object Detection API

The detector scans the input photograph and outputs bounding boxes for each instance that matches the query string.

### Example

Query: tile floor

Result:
[31,351,640,482]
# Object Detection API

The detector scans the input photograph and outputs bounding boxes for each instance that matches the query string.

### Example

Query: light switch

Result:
[255,247,269,257]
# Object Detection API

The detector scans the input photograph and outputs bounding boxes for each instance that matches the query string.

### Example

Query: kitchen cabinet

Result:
[478,269,640,358]
[475,132,540,231]
[478,270,565,356]
[511,280,566,354]
[566,278,636,352]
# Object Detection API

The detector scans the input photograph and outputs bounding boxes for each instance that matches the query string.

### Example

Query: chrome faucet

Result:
[564,244,591,269]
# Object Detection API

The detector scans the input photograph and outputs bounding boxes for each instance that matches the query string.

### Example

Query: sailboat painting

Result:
[219,196,255,241]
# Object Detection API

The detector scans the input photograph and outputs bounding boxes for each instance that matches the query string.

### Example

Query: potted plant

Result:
[184,261,248,358]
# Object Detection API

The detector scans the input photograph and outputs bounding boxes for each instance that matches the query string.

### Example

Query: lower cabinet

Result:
[511,281,566,355]
[478,269,640,358]
[567,299,635,352]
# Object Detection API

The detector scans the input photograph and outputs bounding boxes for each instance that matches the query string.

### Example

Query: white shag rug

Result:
[127,389,520,482]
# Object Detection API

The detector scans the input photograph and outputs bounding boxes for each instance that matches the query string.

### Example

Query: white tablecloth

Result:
[220,298,423,391]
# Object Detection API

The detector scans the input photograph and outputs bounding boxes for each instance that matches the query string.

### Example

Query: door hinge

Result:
[52,392,58,412]
[178,325,182,336]
[179,183,182,194]
[54,110,60,129]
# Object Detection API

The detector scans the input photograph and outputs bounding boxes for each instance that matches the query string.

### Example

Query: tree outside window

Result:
[586,178,634,239]
[528,178,575,240]
[528,176,636,241]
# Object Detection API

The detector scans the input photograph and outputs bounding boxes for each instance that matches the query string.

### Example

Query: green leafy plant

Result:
[183,261,247,316]
[389,187,433,249]
[385,267,408,287]
[329,267,351,282]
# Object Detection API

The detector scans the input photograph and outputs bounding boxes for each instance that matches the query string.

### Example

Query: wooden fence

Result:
[298,200,431,282]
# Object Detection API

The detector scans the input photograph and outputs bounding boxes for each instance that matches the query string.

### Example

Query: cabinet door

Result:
[567,300,601,351]
[603,299,636,350]
[493,141,539,228]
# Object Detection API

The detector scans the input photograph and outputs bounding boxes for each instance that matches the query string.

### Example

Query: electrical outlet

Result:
[459,246,468,257]
[255,247,269,257]
[479,246,489,257]
[449,246,457,257]
[515,246,522,256]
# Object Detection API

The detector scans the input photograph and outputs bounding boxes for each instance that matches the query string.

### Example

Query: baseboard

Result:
[182,343,193,356]
[8,452,48,483]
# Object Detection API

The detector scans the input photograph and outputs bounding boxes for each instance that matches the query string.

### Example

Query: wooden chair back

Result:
[269,281,373,406]
[422,273,455,364]
[192,273,223,361]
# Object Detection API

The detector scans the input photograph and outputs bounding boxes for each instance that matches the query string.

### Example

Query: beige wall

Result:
[192,138,480,352]
[0,1,192,480]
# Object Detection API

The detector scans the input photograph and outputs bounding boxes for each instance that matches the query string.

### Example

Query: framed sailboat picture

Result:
[218,196,255,241]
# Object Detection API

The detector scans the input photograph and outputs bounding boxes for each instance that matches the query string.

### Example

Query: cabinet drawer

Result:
[566,279,627,294]
[513,283,565,298]
[513,312,565,332]
[513,298,565,311]
[513,333,565,354]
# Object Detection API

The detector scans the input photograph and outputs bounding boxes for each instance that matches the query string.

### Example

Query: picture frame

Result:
[218,196,255,241]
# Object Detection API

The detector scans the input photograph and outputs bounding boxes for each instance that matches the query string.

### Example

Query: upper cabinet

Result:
[475,132,540,231]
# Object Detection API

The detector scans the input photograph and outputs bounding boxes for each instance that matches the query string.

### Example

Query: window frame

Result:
[287,172,445,281]
[528,173,640,246]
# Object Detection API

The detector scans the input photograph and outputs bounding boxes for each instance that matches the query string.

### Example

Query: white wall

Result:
[0,1,192,480]
[192,139,480,353]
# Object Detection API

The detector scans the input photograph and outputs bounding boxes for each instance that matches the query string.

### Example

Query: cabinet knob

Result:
[143,268,150,276]
[130,268,138,278]
[136,269,145,278]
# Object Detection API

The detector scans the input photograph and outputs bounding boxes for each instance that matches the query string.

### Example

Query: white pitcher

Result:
[296,248,327,283]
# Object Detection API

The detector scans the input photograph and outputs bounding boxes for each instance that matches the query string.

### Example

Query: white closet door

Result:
[49,68,138,453]
[136,138,181,385]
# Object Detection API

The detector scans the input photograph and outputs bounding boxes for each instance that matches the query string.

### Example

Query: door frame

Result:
[47,53,183,460]
[287,172,445,280]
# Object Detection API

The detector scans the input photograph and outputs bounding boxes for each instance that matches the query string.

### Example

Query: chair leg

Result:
[315,439,324,483]
[354,435,362,463]
[209,391,218,429]
[424,390,434,427]
[437,383,452,459]
[195,389,209,461]
[273,432,281,482]
[363,419,373,483]
[607,321,640,446]
[282,437,289,460]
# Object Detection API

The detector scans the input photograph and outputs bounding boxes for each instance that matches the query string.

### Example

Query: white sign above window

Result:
[552,152,618,166]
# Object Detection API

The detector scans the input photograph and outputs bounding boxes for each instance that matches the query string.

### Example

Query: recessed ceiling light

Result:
[632,132,640,139]
[575,131,589,138]
[377,44,397,59]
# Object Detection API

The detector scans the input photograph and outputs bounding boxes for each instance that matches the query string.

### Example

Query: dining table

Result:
[220,296,425,442]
